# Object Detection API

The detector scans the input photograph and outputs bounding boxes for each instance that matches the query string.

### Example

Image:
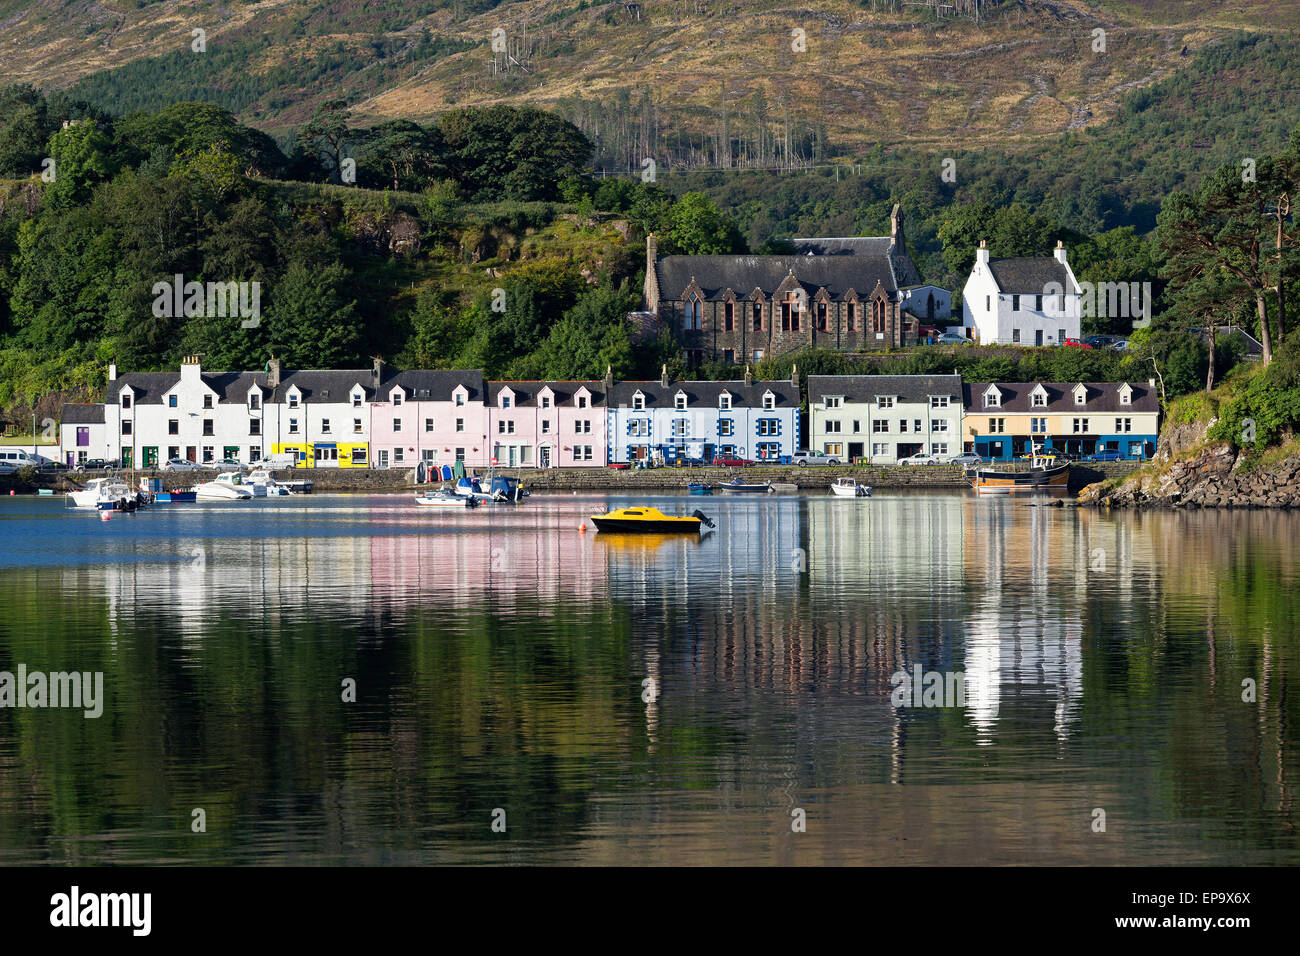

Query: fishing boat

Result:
[195,472,254,500]
[830,477,871,498]
[414,488,480,509]
[245,469,292,496]
[687,482,715,495]
[972,446,1070,494]
[718,477,773,495]
[68,477,139,510]
[589,506,716,534]
[454,474,526,502]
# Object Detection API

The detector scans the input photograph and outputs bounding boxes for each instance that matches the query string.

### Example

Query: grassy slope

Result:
[2,0,1296,152]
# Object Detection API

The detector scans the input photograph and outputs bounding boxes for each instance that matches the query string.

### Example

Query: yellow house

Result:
[272,442,370,468]
[963,381,1159,461]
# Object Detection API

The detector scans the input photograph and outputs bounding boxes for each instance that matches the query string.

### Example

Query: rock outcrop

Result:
[1079,441,1300,509]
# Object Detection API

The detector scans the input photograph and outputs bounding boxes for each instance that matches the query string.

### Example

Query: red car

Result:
[1064,338,1093,349]
[712,455,755,467]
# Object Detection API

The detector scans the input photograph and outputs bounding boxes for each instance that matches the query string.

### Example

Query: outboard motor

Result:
[691,509,716,529]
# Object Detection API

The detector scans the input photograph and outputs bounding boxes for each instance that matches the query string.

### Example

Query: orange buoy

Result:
[579,523,587,533]
[100,511,111,521]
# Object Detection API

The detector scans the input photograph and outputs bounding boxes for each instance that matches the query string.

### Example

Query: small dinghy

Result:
[415,488,480,509]
[687,482,715,495]
[718,477,773,495]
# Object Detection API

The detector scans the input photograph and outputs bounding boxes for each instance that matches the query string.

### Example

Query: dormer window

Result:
[352,392,363,407]
[1074,389,1087,406]
[203,394,213,409]
[877,396,895,409]
[577,395,588,409]
[984,390,1001,408]
[121,391,132,410]
[541,395,552,409]
[825,396,842,409]
[1121,392,1131,405]
[454,391,466,407]
[763,392,776,410]
[501,394,512,409]
[632,392,645,411]
[1031,391,1046,408]
[675,392,688,411]
[249,393,261,410]
[719,394,732,411]
[392,391,403,406]
[288,393,300,408]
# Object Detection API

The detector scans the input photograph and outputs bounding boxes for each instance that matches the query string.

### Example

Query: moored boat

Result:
[68,477,140,510]
[195,472,254,500]
[973,448,1070,494]
[718,477,773,495]
[589,506,715,534]
[415,488,480,508]
[830,477,871,498]
[687,482,715,495]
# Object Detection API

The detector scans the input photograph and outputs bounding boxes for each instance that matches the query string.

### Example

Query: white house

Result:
[606,366,801,464]
[961,240,1082,346]
[59,404,107,466]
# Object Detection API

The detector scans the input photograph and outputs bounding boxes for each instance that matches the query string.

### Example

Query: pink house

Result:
[485,381,606,469]
[368,370,492,470]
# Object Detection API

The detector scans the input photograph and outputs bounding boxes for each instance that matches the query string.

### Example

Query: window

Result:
[1120,391,1131,405]
[872,443,890,456]
[203,394,213,409]
[455,448,465,461]
[763,394,775,410]
[781,301,792,332]
[930,396,949,408]
[931,419,949,433]
[250,418,261,436]
[454,393,465,407]
[899,419,909,433]
[575,420,591,434]
[1032,392,1046,407]
[753,302,762,331]
[498,420,515,434]
[249,393,261,410]
[931,443,949,456]
[1058,328,1066,344]
[501,395,512,409]
[576,445,593,462]
[672,418,689,437]
[720,394,732,410]
[852,420,861,434]
[1012,328,1021,344]
[541,420,551,434]
[169,395,178,408]
[200,446,213,462]
[1031,417,1047,433]
[1073,418,1089,433]
[675,394,687,410]
[988,418,1006,434]
[826,396,842,409]
[121,421,132,436]
[425,418,434,432]
[633,393,645,411]
[288,394,299,408]
[816,301,827,331]
[121,393,132,410]
[1075,390,1086,405]
[825,420,842,434]
[877,396,895,409]
[353,419,363,434]
[723,349,735,364]
[1034,295,1042,311]
[873,419,890,434]
[757,419,779,436]
[873,299,886,334]
[752,349,764,363]
[719,419,733,437]
[630,420,649,438]
[684,296,702,331]
[393,393,403,406]
[577,395,588,409]
[289,418,299,434]
[986,296,991,311]
[824,443,842,456]
[168,420,179,435]
[392,418,401,433]
[541,395,552,409]
[1116,417,1132,433]
[202,420,213,436]
[321,419,331,434]
[168,447,179,461]
[985,391,1001,408]
[352,394,362,407]
[847,302,856,332]
[1012,295,1020,311]
[394,448,404,463]
[724,301,734,332]
[455,418,464,432]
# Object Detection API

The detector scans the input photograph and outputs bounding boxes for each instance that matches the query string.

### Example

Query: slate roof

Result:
[791,237,892,257]
[655,254,898,302]
[610,380,799,409]
[108,372,180,405]
[962,382,1159,414]
[60,403,104,424]
[488,381,605,408]
[808,374,964,405]
[986,257,1074,294]
[386,370,487,402]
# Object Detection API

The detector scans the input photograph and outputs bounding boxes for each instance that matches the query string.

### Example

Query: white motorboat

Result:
[195,472,254,500]
[831,477,872,498]
[245,469,291,496]
[415,488,480,509]
[67,477,138,509]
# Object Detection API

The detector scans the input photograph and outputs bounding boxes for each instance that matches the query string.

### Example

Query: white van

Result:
[0,450,44,468]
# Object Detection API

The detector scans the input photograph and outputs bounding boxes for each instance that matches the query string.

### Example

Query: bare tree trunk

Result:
[1206,328,1216,392]
[1256,292,1274,365]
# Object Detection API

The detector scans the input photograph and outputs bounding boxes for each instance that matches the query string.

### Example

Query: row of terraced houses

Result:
[58,356,1159,469]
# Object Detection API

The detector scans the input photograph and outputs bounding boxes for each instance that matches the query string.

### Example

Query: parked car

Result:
[947,453,982,466]
[712,455,755,467]
[898,452,942,466]
[1064,338,1093,349]
[0,462,16,476]
[937,332,971,345]
[162,458,202,471]
[35,459,69,473]
[1083,450,1124,462]
[1083,335,1116,348]
[1111,339,1132,351]
[212,458,242,467]
[791,450,840,466]
[74,459,113,472]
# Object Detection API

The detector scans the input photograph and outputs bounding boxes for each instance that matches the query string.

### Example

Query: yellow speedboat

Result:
[589,506,716,534]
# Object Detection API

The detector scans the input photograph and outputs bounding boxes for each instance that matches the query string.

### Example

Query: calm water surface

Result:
[0,491,1295,865]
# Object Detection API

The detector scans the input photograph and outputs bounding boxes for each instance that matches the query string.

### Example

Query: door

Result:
[143,447,159,467]
[186,446,196,462]
[539,446,551,468]
[1034,329,1043,346]
[848,442,864,462]
[378,449,389,469]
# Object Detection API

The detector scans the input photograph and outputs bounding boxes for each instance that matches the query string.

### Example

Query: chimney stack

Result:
[976,240,989,267]
[107,362,117,383]
[791,363,799,388]
[644,234,660,313]
[660,363,669,388]
[372,356,385,391]
[267,356,281,389]
[1053,239,1068,265]
[744,364,753,387]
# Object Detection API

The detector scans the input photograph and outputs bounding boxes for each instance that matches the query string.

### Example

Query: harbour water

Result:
[0,492,1295,864]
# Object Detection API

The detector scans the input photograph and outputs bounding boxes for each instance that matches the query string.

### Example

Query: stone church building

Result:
[641,206,935,366]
